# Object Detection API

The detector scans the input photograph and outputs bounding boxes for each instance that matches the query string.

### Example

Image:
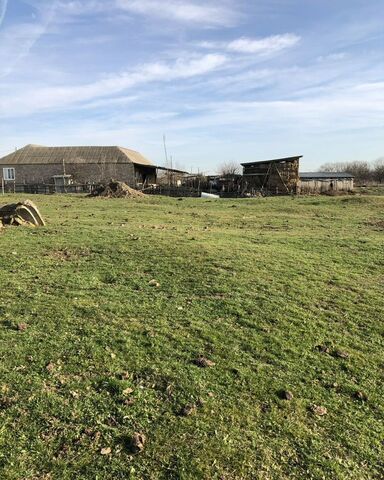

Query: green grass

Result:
[0,193,383,479]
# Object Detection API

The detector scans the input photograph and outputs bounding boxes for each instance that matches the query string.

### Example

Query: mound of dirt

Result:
[90,180,145,199]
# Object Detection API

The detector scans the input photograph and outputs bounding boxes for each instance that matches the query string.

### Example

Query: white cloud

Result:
[116,0,237,26]
[53,0,114,16]
[228,34,300,54]
[0,53,227,115]
[197,34,301,56]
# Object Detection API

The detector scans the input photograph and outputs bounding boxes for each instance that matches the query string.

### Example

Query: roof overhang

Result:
[241,156,303,167]
[156,166,189,174]
[300,172,354,179]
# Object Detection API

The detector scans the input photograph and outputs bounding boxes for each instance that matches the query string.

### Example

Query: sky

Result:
[0,0,383,172]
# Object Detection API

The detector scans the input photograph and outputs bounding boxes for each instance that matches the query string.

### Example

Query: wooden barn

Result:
[299,172,354,194]
[241,156,301,194]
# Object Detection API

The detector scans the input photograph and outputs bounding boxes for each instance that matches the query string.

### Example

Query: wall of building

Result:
[299,178,354,194]
[0,162,138,186]
[243,159,300,194]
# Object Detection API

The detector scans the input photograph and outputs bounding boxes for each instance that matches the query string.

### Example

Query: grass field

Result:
[0,193,383,479]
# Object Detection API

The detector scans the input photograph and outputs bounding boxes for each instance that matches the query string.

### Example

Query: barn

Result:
[299,172,354,194]
[0,144,157,191]
[241,156,301,194]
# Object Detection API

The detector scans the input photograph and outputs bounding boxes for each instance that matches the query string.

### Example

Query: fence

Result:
[144,185,200,197]
[1,183,94,195]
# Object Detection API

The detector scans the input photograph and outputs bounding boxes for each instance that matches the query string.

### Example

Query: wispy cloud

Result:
[0,23,47,77]
[53,0,113,16]
[116,0,238,26]
[0,53,227,115]
[228,34,300,54]
[0,0,8,26]
[0,1,55,78]
[198,34,301,55]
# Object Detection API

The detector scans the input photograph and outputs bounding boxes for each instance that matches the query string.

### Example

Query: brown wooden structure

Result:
[241,156,301,195]
[299,172,354,194]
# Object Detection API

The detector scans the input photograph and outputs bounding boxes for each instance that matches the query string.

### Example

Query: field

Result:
[0,193,383,479]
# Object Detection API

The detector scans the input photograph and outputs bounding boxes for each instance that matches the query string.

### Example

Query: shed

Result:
[241,156,302,194]
[299,172,354,194]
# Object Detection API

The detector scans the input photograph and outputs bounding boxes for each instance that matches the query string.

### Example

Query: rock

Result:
[122,387,134,397]
[100,447,112,455]
[148,279,160,287]
[193,356,215,368]
[128,432,146,454]
[311,405,328,416]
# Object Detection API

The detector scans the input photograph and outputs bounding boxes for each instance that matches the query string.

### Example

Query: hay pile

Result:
[90,180,145,198]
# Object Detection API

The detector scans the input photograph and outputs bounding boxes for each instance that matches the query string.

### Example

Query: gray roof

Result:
[300,172,354,179]
[241,156,302,167]
[0,144,154,167]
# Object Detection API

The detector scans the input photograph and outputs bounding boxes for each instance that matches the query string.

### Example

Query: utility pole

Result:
[163,134,169,165]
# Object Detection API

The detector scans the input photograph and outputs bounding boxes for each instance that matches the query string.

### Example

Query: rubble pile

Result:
[90,180,145,199]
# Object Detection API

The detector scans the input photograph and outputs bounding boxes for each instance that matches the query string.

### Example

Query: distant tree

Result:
[319,161,372,184]
[319,162,346,172]
[373,157,384,183]
[218,161,240,177]
[345,161,371,183]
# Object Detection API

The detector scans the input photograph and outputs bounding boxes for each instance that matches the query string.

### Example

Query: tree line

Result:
[319,158,384,184]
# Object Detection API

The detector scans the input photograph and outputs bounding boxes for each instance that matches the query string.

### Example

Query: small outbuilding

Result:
[241,156,302,194]
[299,172,354,194]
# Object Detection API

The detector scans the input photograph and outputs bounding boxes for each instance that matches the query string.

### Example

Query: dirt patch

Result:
[193,356,215,368]
[46,248,91,261]
[90,180,145,199]
[365,219,384,231]
[127,432,146,454]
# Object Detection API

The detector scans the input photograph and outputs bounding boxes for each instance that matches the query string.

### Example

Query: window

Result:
[3,168,15,181]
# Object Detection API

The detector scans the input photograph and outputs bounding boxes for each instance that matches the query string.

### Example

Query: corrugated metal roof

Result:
[241,156,302,167]
[0,144,154,167]
[300,172,354,179]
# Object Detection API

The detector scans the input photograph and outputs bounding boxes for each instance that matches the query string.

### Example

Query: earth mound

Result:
[90,180,145,198]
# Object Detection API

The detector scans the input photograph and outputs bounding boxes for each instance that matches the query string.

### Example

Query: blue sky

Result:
[0,0,383,172]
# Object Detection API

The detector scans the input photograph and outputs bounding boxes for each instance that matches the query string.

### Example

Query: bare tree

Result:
[218,161,240,177]
[373,157,384,183]
[319,161,372,184]
[319,162,346,172]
